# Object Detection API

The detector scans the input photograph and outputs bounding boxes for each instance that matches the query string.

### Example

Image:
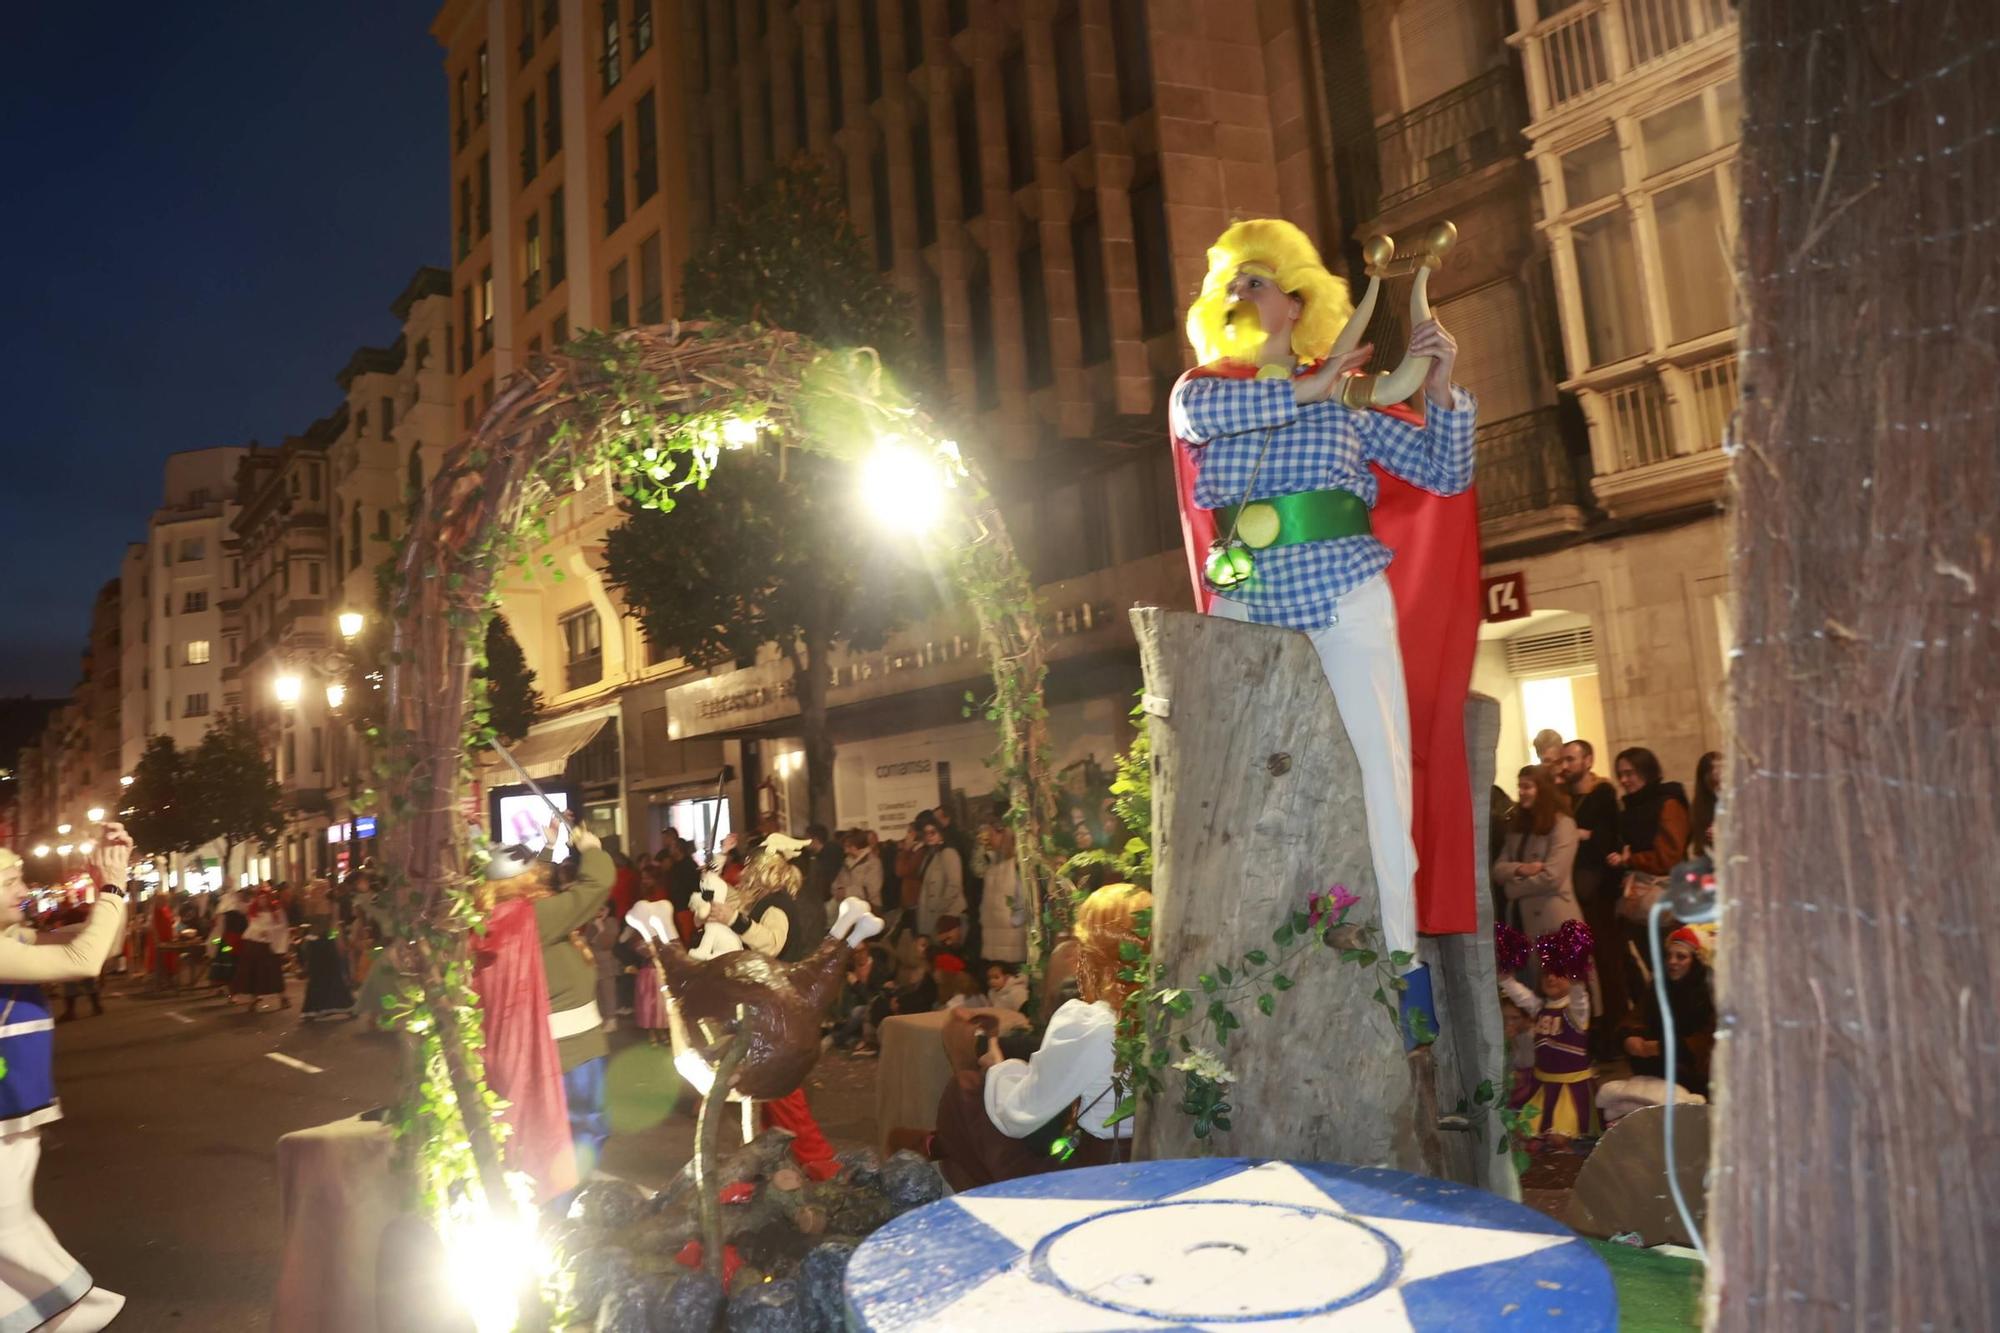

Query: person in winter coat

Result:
[916,817,965,937]
[1607,747,1691,877]
[831,829,885,912]
[1617,926,1716,1097]
[1492,765,1583,942]
[0,829,132,1331]
[973,824,1027,964]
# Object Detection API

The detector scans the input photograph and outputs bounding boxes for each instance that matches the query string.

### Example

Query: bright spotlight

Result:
[860,439,948,531]
[324,683,347,711]
[31,845,49,858]
[77,840,95,856]
[55,823,71,837]
[120,775,134,787]
[274,674,303,706]
[56,844,73,857]
[86,807,105,823]
[721,417,759,449]
[338,611,365,641]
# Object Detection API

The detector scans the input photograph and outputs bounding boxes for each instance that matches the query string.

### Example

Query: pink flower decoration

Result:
[1325,883,1359,916]
[1306,883,1360,928]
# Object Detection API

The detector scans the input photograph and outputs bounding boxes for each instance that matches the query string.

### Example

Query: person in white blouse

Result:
[931,883,1151,1190]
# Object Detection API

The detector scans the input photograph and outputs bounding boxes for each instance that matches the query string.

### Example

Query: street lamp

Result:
[338,610,365,642]
[31,844,49,858]
[55,844,72,857]
[55,822,71,837]
[274,673,303,706]
[86,806,105,823]
[325,682,347,711]
[119,775,133,788]
[77,840,95,856]
[859,437,954,532]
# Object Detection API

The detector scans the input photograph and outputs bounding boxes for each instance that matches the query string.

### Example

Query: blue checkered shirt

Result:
[1171,373,1477,630]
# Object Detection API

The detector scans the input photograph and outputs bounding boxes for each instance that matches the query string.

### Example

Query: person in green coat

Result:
[533,823,614,1182]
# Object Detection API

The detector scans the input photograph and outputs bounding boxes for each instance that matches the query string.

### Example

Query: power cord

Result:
[1647,889,1712,1263]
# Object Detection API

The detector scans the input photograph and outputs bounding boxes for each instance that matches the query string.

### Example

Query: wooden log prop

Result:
[1131,607,1507,1190]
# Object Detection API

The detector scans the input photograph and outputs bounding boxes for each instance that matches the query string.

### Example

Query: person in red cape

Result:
[470,834,593,1207]
[1168,218,1483,1005]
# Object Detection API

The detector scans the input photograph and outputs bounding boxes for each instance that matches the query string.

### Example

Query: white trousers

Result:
[0,1129,123,1332]
[1212,572,1419,963]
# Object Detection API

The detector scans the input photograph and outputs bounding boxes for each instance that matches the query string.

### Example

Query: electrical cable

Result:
[1648,897,1708,1262]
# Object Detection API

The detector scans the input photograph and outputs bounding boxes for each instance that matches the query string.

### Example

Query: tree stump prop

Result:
[1131,608,1507,1192]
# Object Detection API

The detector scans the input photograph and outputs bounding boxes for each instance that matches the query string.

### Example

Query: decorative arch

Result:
[374,322,1059,1210]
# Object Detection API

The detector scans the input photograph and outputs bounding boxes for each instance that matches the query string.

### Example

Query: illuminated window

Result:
[186,640,211,665]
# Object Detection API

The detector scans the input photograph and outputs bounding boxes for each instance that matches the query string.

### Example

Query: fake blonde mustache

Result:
[1219,300,1268,352]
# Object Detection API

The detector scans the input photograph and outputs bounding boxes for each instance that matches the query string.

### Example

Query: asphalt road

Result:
[39,974,401,1332]
[36,970,882,1330]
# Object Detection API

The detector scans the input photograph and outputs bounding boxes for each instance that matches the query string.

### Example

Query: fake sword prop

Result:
[488,737,577,833]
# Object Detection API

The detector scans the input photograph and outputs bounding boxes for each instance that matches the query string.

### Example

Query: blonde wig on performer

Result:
[1185,218,1355,367]
[1073,882,1154,1014]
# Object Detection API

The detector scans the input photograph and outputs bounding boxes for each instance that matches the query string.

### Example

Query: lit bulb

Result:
[56,823,71,836]
[274,674,303,706]
[87,807,105,823]
[77,840,95,856]
[56,844,73,857]
[31,845,49,858]
[859,439,947,532]
[120,775,134,787]
[338,611,365,641]
[325,683,347,710]
[721,417,759,448]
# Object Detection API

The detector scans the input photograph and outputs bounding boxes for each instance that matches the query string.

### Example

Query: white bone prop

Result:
[1327,221,1456,408]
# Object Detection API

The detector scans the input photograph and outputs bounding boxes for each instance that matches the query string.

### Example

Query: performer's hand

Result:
[90,823,133,892]
[1409,318,1459,406]
[570,825,602,854]
[1515,861,1544,878]
[1293,344,1374,405]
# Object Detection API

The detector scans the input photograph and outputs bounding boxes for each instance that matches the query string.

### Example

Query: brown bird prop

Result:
[629,895,883,1101]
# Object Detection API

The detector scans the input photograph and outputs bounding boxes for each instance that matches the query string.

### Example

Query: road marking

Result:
[266,1052,325,1075]
[166,1011,197,1025]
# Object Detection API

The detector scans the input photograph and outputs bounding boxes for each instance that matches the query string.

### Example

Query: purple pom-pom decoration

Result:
[1534,919,1596,980]
[1494,923,1531,974]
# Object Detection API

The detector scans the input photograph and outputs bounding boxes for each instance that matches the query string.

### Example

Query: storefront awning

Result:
[505,715,611,780]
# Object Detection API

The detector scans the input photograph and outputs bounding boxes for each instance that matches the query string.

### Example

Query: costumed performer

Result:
[1499,920,1599,1143]
[1169,219,1481,997]
[1614,925,1715,1098]
[0,825,132,1331]
[490,819,613,1200]
[930,882,1149,1191]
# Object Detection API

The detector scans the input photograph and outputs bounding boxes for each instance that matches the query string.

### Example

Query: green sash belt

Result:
[1212,488,1371,550]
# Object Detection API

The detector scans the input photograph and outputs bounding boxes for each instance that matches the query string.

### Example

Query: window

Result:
[1571,211,1647,366]
[552,309,569,344]
[948,0,970,34]
[1562,136,1622,209]
[186,694,209,718]
[477,44,490,122]
[912,118,936,247]
[543,0,558,35]
[409,446,425,500]
[548,187,568,283]
[460,286,474,366]
[519,0,535,63]
[1111,0,1153,117]
[350,506,363,568]
[969,259,996,409]
[1019,242,1052,388]
[1652,175,1732,342]
[478,153,492,236]
[545,65,564,155]
[282,732,294,778]
[186,640,212,665]
[902,0,923,69]
[456,71,470,147]
[639,232,663,323]
[1055,7,1089,155]
[602,0,623,91]
[163,544,173,566]
[377,510,391,539]
[1071,208,1110,363]
[862,0,883,101]
[521,91,540,185]
[635,91,659,202]
[465,397,477,429]
[791,43,807,149]
[633,0,653,54]
[1003,51,1033,187]
[561,608,604,689]
[1641,95,1711,177]
[311,727,323,774]
[609,259,631,328]
[954,78,983,217]
[307,563,321,596]
[1131,176,1173,336]
[457,177,471,258]
[605,123,627,232]
[381,395,395,435]
[307,463,321,501]
[826,16,845,131]
[183,591,208,614]
[525,213,544,306]
[179,537,204,561]
[870,148,893,270]
[480,266,495,349]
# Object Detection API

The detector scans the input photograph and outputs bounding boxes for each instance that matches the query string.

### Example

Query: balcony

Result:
[1583,348,1736,518]
[565,653,604,692]
[1476,408,1590,547]
[1373,68,1524,215]
[1516,0,1736,119]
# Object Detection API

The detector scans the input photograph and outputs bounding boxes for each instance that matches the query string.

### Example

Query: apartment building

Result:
[324,267,457,872]
[229,432,339,885]
[144,449,247,756]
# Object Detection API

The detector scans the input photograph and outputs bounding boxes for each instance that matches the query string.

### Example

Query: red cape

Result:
[472,899,579,1203]
[1172,362,1482,936]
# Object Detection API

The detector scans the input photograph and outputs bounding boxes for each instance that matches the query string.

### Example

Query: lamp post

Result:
[271,611,367,882]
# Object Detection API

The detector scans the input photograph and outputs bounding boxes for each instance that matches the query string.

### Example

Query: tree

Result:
[122,735,197,862]
[606,159,931,828]
[1715,7,2000,1328]
[186,714,284,882]
[480,613,540,745]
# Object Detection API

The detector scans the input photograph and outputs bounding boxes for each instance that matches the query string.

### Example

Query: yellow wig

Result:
[1185,218,1355,366]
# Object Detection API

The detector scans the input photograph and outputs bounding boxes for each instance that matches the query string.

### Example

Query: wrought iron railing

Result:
[1373,68,1524,213]
[1476,408,1584,522]
[1524,0,1736,116]
[1684,351,1738,453]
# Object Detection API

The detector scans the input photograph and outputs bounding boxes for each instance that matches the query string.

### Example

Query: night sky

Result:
[0,3,445,697]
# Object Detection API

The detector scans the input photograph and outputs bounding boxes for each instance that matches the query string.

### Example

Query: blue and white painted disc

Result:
[846,1158,1615,1330]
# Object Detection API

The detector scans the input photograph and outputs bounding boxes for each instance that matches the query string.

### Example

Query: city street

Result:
[40,971,880,1329]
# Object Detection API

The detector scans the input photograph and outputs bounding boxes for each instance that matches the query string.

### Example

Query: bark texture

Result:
[1717,7,2000,1328]
[1131,610,1504,1181]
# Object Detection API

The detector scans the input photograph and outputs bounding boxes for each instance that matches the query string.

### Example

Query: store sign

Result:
[869,753,940,836]
[354,816,377,839]
[1482,573,1531,623]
